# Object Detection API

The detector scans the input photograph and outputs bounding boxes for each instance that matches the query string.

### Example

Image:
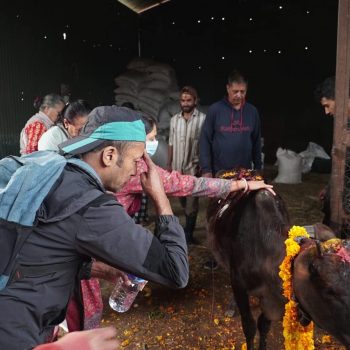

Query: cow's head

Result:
[293,238,350,347]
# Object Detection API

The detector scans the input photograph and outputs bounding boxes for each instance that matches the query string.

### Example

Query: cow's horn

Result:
[315,240,324,257]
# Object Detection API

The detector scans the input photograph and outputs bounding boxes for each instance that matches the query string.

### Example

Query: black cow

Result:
[207,189,289,350]
[293,238,350,349]
[208,184,350,349]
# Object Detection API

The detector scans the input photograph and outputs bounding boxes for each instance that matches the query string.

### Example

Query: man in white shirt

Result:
[168,86,206,244]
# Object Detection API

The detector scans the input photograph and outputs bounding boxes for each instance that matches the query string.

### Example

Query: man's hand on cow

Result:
[141,151,173,215]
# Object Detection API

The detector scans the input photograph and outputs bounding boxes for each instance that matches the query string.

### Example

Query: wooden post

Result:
[331,0,350,235]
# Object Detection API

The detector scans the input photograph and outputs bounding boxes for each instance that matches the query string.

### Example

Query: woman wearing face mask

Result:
[116,115,275,217]
[38,100,91,151]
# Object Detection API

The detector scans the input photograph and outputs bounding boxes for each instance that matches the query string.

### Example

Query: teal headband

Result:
[61,120,146,154]
[91,120,146,141]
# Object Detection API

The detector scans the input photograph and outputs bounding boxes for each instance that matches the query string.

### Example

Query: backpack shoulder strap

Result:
[0,219,32,290]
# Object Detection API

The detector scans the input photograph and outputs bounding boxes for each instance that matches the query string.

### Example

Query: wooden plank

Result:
[331,0,350,235]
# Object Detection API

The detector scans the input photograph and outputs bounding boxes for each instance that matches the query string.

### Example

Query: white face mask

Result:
[146,140,159,156]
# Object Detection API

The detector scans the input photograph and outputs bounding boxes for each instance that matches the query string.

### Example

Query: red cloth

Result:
[81,278,103,330]
[66,278,103,332]
[66,295,81,332]
[24,121,47,154]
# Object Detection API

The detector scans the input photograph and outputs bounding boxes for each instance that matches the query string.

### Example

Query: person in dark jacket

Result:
[199,70,262,270]
[199,70,262,177]
[0,106,189,350]
[314,76,350,232]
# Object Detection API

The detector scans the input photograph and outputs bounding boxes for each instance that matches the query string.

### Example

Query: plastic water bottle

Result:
[109,274,147,312]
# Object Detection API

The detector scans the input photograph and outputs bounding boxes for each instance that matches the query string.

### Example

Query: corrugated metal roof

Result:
[117,0,170,14]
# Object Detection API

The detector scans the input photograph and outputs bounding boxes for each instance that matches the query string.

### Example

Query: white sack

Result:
[299,142,331,174]
[274,148,302,184]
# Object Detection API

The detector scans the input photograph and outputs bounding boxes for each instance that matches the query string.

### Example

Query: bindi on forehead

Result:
[181,93,194,101]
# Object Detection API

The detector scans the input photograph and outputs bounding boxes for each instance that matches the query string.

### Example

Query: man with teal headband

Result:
[0,106,189,349]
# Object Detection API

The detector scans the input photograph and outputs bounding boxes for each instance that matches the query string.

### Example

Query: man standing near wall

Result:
[314,76,350,230]
[167,86,206,244]
[199,70,262,177]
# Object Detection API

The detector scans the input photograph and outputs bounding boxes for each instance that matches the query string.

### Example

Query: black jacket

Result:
[0,163,188,350]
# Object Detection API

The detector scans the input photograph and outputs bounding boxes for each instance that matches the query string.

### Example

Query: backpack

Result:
[0,152,103,291]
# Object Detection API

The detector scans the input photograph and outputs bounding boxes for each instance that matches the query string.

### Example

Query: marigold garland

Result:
[219,168,263,181]
[279,225,315,350]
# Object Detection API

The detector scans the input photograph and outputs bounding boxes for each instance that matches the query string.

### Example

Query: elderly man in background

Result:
[199,70,262,177]
[199,70,262,269]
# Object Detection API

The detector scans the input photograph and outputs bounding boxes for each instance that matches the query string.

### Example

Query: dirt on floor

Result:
[100,166,346,349]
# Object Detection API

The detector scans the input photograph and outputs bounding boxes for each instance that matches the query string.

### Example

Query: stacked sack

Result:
[114,58,179,120]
